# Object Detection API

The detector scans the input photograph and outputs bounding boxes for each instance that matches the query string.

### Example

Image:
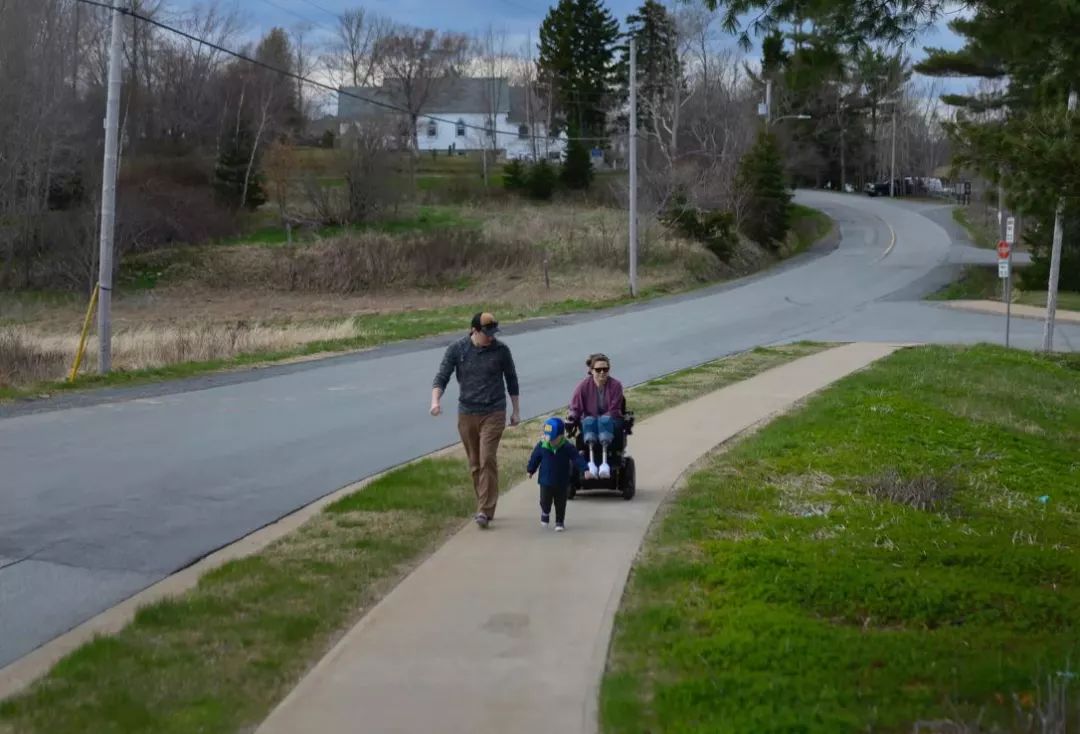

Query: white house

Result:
[338,77,567,161]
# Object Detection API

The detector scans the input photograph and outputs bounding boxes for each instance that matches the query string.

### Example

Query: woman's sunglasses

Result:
[593,367,610,373]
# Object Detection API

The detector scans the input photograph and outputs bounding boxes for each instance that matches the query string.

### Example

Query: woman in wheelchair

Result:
[567,353,624,479]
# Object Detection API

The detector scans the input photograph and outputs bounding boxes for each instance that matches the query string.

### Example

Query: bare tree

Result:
[474,25,513,185]
[323,8,390,89]
[374,27,470,154]
[290,23,318,131]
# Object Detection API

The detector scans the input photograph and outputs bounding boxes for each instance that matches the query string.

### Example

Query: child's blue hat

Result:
[543,417,565,439]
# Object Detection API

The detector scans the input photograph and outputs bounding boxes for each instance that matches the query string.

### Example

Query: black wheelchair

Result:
[566,398,636,501]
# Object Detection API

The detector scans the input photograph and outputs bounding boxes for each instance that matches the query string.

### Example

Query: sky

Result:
[173,0,973,93]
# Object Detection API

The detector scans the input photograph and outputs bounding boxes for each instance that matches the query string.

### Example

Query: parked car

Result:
[865,181,891,197]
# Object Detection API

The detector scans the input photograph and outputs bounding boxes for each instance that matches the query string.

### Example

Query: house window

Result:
[456,119,466,137]
[518,124,529,140]
[427,120,437,137]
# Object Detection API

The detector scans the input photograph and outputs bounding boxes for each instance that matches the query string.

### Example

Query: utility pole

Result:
[628,37,638,297]
[890,104,897,197]
[765,78,772,124]
[97,0,124,374]
[1043,87,1078,352]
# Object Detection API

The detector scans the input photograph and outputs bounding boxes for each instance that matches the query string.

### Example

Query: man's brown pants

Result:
[457,411,506,519]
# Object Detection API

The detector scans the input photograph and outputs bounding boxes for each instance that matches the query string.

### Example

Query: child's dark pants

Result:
[540,484,569,524]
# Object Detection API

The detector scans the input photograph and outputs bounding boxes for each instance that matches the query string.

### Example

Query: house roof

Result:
[339,77,512,120]
[507,85,549,125]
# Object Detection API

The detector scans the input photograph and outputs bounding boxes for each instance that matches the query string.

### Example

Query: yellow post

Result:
[69,284,100,383]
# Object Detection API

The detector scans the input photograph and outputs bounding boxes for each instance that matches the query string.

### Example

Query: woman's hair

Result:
[586,353,611,369]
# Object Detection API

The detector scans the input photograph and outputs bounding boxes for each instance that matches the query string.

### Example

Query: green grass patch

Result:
[0,343,830,734]
[928,267,1080,311]
[1017,290,1080,312]
[601,345,1080,734]
[789,204,834,253]
[209,206,477,249]
[928,265,1003,302]
[953,206,997,249]
[0,456,475,734]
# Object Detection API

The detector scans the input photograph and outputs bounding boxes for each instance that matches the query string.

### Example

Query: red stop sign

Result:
[997,240,1010,259]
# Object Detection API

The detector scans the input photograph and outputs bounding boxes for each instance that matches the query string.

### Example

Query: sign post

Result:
[1002,216,1016,347]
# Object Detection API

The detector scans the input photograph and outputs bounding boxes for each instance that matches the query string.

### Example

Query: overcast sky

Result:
[172,0,971,92]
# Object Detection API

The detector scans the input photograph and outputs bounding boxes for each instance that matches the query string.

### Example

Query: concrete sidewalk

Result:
[942,299,1080,325]
[257,343,900,734]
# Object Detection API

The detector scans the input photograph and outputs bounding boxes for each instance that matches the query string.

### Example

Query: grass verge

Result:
[928,266,1080,312]
[952,205,996,249]
[601,344,1080,734]
[0,341,829,734]
[927,265,1003,302]
[790,203,834,253]
[1018,290,1080,312]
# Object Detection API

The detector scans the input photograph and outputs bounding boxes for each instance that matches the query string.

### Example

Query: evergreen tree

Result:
[737,130,791,249]
[560,138,594,190]
[213,124,267,211]
[503,159,527,192]
[617,0,680,127]
[538,0,620,138]
[526,160,558,200]
[918,2,1080,308]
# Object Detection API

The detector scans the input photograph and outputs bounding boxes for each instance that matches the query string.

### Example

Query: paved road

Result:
[2,192,1077,668]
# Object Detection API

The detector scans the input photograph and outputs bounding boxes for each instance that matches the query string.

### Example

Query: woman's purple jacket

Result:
[568,376,624,422]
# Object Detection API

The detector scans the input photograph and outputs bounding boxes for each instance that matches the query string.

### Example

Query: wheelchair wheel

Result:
[620,457,636,500]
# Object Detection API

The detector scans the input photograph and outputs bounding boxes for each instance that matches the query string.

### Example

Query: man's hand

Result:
[528,472,534,479]
[430,401,441,417]
[509,411,521,426]
[430,387,443,417]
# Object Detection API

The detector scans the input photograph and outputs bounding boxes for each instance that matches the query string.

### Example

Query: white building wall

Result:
[417,112,567,160]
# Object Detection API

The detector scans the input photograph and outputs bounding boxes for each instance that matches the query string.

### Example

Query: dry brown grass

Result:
[1,321,361,385]
[0,329,69,389]
[0,201,801,391]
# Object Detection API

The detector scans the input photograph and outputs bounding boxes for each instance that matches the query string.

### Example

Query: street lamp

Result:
[769,114,812,126]
[760,79,812,126]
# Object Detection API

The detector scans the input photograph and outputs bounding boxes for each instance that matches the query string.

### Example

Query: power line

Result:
[255,0,336,36]
[294,0,342,23]
[74,0,621,143]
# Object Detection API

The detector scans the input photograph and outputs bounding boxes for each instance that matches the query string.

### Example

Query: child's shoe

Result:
[555,523,565,532]
[598,462,611,479]
[587,461,599,477]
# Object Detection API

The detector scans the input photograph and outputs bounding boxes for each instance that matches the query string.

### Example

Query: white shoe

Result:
[587,461,599,477]
[555,524,565,532]
[598,462,611,479]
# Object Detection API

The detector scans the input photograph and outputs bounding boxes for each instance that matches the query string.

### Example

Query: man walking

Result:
[431,312,521,528]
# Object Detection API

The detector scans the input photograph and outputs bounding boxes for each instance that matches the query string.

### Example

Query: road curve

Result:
[1,191,1077,668]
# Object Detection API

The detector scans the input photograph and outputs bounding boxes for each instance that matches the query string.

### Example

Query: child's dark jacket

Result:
[527,438,589,487]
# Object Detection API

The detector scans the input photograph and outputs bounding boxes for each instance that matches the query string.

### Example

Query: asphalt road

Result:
[2,192,1077,668]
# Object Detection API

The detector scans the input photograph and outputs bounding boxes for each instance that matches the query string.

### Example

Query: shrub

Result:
[661,195,736,260]
[526,161,558,201]
[560,138,594,190]
[503,159,527,192]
